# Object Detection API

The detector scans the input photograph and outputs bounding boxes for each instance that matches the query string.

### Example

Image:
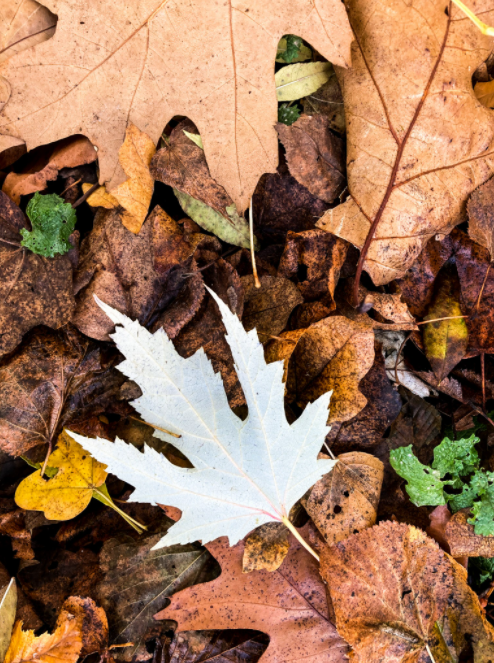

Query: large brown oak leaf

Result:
[317,0,494,286]
[0,0,352,212]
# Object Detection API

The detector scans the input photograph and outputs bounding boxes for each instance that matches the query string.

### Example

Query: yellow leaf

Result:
[110,124,156,234]
[82,183,119,209]
[474,80,494,109]
[15,430,107,521]
[4,616,82,663]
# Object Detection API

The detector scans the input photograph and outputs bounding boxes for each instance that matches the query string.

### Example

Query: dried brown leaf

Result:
[445,508,494,558]
[302,74,345,135]
[242,522,290,573]
[165,630,269,663]
[0,0,57,63]
[468,176,494,259]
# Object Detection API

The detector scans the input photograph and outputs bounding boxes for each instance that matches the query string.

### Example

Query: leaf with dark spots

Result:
[0,191,76,359]
[242,522,290,573]
[468,175,494,259]
[445,508,494,558]
[160,529,349,663]
[0,325,128,457]
[252,163,330,244]
[95,532,218,661]
[276,115,346,204]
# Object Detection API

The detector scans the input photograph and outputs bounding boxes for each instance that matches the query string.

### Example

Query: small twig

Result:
[481,352,486,412]
[61,177,82,197]
[0,237,21,248]
[129,415,181,439]
[72,181,99,208]
[249,197,261,288]
[450,0,494,34]
[323,440,336,460]
[417,315,469,325]
[282,515,320,561]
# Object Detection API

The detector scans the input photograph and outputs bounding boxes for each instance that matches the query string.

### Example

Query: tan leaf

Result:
[109,124,156,234]
[348,281,416,327]
[445,508,494,558]
[0,0,352,212]
[468,175,494,259]
[265,316,375,423]
[242,522,290,573]
[303,451,383,546]
[317,0,494,285]
[0,0,57,64]
[159,528,349,662]
[3,136,97,204]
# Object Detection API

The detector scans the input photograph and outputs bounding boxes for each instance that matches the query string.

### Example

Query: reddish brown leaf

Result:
[160,528,349,663]
[276,115,345,204]
[445,508,494,558]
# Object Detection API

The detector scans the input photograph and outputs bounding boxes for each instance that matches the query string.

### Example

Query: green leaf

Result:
[276,35,312,63]
[278,104,301,126]
[448,481,478,511]
[21,192,76,258]
[275,62,333,102]
[432,435,480,487]
[389,445,447,507]
[174,189,256,249]
[183,130,204,149]
[469,556,494,591]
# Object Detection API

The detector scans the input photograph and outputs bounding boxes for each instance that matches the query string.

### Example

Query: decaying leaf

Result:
[0,190,75,358]
[160,529,349,663]
[0,503,35,560]
[0,0,351,212]
[241,274,303,341]
[302,71,345,135]
[265,315,374,424]
[317,0,494,284]
[165,630,269,663]
[0,0,57,63]
[349,282,416,327]
[276,114,345,203]
[468,176,494,258]
[0,580,17,663]
[376,331,435,398]
[303,452,383,546]
[68,292,336,547]
[445,508,494,558]
[0,325,128,456]
[95,531,216,661]
[242,522,290,573]
[3,136,97,204]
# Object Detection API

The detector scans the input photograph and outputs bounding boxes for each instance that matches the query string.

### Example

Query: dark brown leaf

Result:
[165,630,269,663]
[468,175,494,259]
[0,499,34,560]
[0,191,75,358]
[302,74,345,135]
[61,597,108,658]
[276,115,345,204]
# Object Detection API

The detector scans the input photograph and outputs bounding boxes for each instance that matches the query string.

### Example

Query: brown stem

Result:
[72,182,99,208]
[481,352,486,412]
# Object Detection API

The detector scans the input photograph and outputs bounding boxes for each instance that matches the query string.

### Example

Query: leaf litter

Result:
[4,4,494,663]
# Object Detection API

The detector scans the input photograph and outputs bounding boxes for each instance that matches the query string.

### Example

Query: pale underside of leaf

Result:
[68,290,335,548]
[0,0,352,211]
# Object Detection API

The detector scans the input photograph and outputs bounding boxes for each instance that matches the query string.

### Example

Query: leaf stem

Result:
[281,516,320,561]
[93,487,147,534]
[249,197,261,288]
[450,0,494,35]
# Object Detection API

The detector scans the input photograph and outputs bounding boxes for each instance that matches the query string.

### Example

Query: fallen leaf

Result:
[165,630,269,663]
[69,291,336,547]
[445,508,494,558]
[349,282,416,327]
[0,0,352,212]
[467,176,494,258]
[276,115,345,203]
[242,522,290,573]
[241,274,303,341]
[253,163,330,244]
[475,80,494,109]
[160,529,349,663]
[321,521,453,662]
[316,0,494,284]
[376,330,435,398]
[278,229,348,307]
[276,36,312,63]
[0,325,129,456]
[304,452,383,546]
[3,137,97,204]
[302,71,345,135]
[82,184,119,209]
[0,580,17,663]
[110,124,156,234]
[275,62,334,102]
[95,532,217,661]
[0,502,35,560]
[0,190,75,358]
[265,315,375,424]
[21,193,76,258]
[326,345,402,453]
[150,120,251,247]
[15,430,107,520]
[0,567,41,633]
[0,0,57,63]
[423,261,468,383]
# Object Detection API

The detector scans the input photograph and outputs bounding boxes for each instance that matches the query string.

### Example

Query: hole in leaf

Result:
[333,504,342,514]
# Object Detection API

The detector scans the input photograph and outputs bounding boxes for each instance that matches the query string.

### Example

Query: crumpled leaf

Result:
[320,521,494,663]
[15,430,107,520]
[302,71,345,134]
[95,531,216,661]
[265,315,375,424]
[376,330,435,398]
[68,291,336,548]
[0,190,75,358]
[445,508,494,558]
[3,137,97,204]
[275,62,333,102]
[241,274,303,341]
[0,580,17,663]
[316,0,494,285]
[0,0,57,63]
[0,0,351,212]
[276,115,345,203]
[349,282,416,327]
[303,451,384,546]
[242,522,290,573]
[0,325,129,457]
[159,529,349,663]
[21,193,76,258]
[423,261,468,383]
